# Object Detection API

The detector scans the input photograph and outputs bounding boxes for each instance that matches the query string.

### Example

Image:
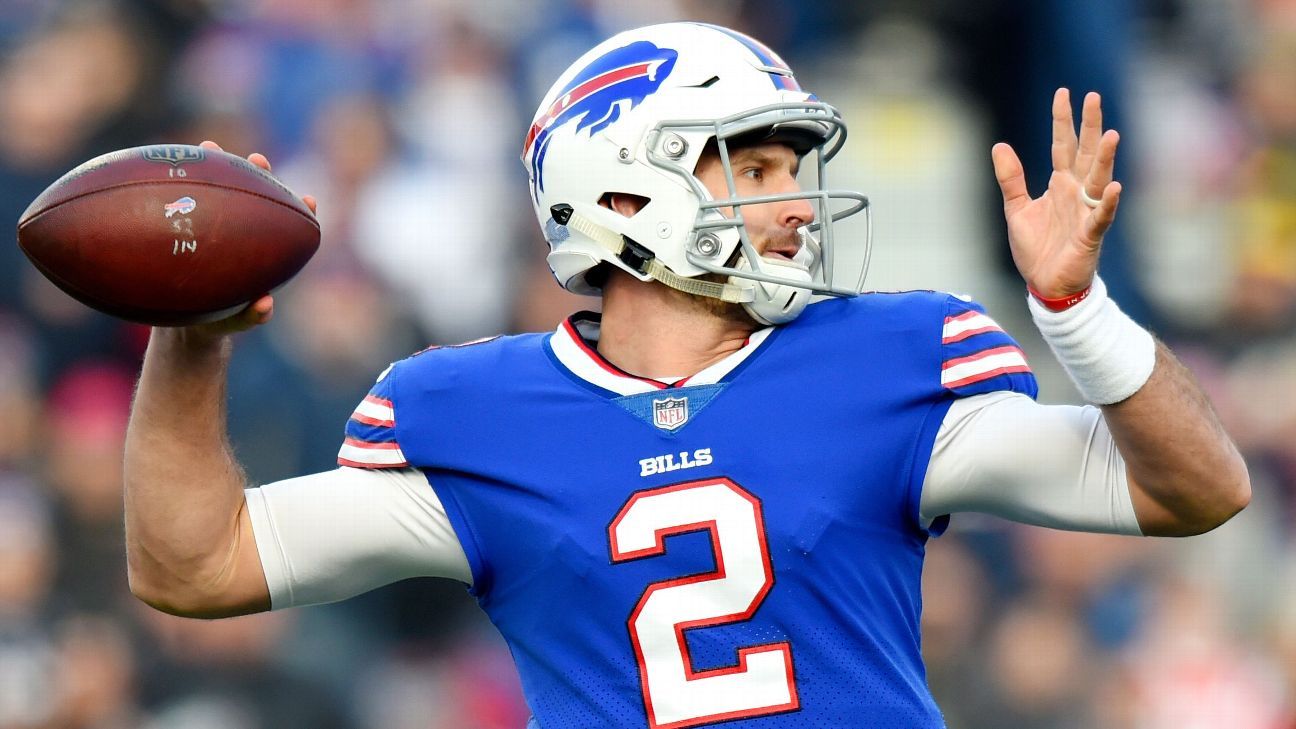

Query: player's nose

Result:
[777,186,815,229]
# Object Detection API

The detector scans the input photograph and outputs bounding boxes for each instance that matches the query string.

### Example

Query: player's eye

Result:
[740,167,764,182]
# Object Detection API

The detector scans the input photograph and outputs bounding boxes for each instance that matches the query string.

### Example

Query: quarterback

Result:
[123,23,1249,729]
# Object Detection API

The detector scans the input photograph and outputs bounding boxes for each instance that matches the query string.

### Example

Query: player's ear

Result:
[599,192,650,218]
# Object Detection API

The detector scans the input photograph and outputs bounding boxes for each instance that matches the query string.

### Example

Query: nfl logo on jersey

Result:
[652,396,688,430]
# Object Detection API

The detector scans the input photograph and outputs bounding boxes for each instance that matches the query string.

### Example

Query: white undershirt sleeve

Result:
[244,467,472,611]
[920,391,1143,536]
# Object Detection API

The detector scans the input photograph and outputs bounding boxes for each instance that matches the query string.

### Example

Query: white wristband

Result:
[1028,276,1156,405]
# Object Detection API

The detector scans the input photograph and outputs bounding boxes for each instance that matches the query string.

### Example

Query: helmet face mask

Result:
[522,22,871,323]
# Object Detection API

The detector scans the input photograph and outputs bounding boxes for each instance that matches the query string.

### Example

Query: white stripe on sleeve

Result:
[941,312,1002,342]
[352,396,395,427]
[337,438,408,467]
[940,347,1030,388]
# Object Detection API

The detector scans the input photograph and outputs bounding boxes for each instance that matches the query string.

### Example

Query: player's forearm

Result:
[123,328,268,616]
[1101,342,1250,536]
[1030,276,1249,536]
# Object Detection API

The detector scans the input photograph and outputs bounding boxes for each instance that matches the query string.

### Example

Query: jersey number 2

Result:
[608,477,799,729]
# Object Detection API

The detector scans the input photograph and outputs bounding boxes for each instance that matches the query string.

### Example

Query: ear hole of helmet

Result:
[585,263,611,289]
[598,192,651,218]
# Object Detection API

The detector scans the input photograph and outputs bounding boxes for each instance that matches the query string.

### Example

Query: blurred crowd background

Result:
[1,0,1294,727]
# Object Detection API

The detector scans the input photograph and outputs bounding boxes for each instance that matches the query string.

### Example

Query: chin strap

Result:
[553,205,754,304]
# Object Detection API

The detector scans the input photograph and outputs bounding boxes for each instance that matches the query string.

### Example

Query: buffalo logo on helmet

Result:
[523,40,678,198]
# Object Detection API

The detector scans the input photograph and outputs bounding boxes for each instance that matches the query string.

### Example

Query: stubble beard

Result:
[687,274,755,324]
[681,227,803,326]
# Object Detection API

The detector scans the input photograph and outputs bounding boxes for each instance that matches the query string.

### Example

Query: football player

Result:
[122,22,1249,729]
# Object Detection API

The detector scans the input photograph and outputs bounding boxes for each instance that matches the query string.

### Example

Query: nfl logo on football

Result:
[652,396,688,430]
[142,145,205,166]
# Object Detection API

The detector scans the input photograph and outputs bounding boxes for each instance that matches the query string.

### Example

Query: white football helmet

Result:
[521,22,871,324]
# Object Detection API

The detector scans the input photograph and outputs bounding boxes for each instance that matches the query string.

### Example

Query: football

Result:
[16,144,320,326]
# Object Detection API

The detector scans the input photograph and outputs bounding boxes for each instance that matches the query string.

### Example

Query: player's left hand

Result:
[991,88,1122,299]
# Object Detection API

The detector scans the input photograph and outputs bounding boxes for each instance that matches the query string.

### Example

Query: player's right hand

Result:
[177,141,320,339]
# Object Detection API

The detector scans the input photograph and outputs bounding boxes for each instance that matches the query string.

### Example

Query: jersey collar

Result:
[548,312,775,397]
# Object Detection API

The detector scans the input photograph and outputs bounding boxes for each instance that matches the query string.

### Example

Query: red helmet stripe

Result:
[523,62,656,157]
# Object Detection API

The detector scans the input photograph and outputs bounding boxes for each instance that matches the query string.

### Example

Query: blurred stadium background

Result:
[1,0,1294,727]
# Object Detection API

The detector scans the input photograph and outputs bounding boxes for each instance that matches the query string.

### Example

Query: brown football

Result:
[16,144,320,326]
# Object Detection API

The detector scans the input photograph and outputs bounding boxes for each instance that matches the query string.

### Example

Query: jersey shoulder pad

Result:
[336,333,546,469]
[938,294,1038,399]
[394,331,539,387]
[800,288,952,328]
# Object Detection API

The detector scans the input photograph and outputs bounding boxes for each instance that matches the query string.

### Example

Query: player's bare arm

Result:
[122,143,302,617]
[991,89,1250,536]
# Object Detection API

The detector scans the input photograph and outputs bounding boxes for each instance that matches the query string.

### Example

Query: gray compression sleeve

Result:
[244,467,471,610]
[920,391,1142,535]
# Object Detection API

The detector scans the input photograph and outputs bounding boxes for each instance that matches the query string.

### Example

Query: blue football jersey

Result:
[339,293,1036,729]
